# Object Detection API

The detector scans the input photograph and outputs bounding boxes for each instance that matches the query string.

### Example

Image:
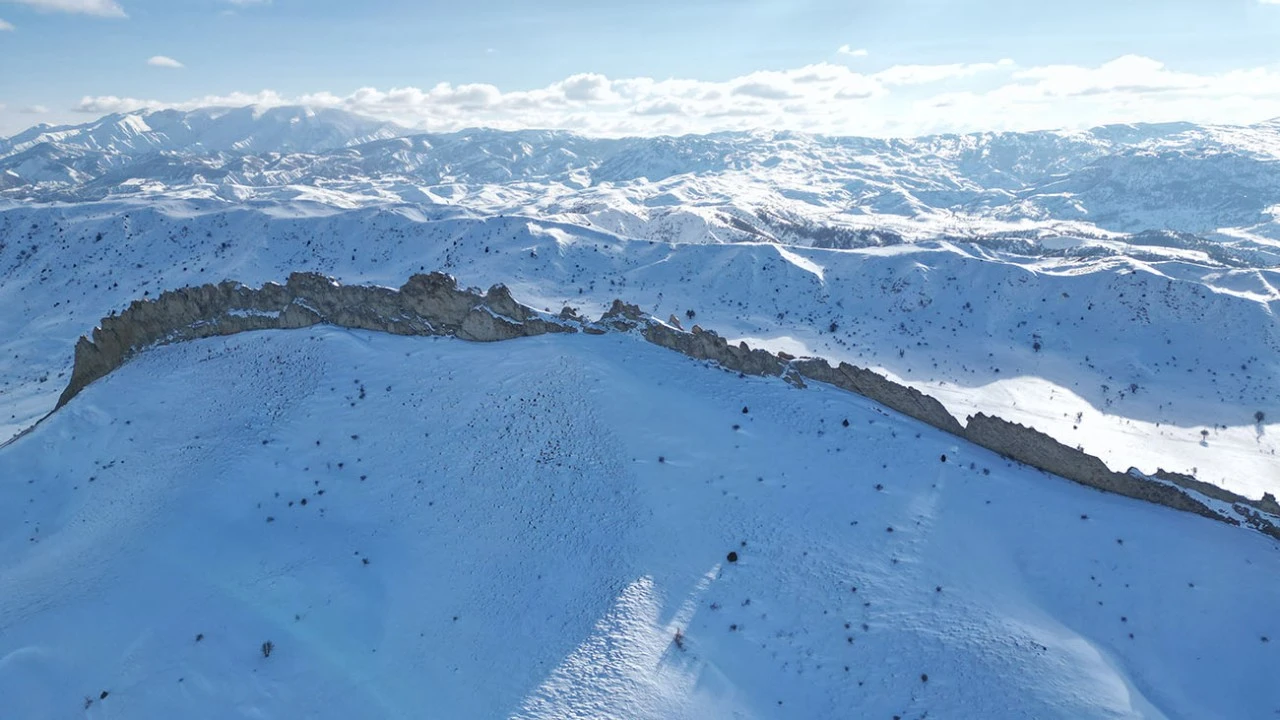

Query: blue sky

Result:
[2,0,1280,136]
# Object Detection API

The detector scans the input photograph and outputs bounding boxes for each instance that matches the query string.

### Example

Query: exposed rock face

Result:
[1153,468,1251,507]
[51,271,1279,542]
[56,272,573,408]
[642,323,793,382]
[964,414,1232,523]
[791,358,966,436]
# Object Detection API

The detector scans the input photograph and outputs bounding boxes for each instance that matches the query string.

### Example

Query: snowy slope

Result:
[1,202,1275,500]
[2,327,1278,719]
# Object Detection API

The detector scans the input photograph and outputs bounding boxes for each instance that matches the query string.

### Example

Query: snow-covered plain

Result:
[2,328,1278,719]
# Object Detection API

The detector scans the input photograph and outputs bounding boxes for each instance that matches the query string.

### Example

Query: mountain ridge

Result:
[4,106,1280,264]
[39,267,1280,541]
[1,200,1274,500]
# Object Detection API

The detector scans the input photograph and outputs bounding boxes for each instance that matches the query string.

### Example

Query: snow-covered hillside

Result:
[4,107,1280,260]
[1,201,1275,499]
[2,327,1277,719]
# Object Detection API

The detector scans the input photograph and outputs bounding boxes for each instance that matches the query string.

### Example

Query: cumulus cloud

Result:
[75,90,287,115]
[0,17,13,29]
[64,56,1280,137]
[147,55,183,69]
[631,100,687,117]
[1012,55,1205,97]
[557,73,617,103]
[732,81,799,100]
[837,45,868,57]
[874,59,1014,86]
[2,0,125,17]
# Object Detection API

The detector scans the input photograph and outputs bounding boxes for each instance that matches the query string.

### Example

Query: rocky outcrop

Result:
[1152,468,1252,508]
[964,414,1233,524]
[51,272,1279,542]
[791,358,966,436]
[56,272,575,408]
[643,323,796,383]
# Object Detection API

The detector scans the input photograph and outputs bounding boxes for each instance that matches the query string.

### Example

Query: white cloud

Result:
[75,90,288,115]
[837,45,868,58]
[1012,55,1204,97]
[874,58,1014,86]
[147,55,184,69]
[19,105,48,113]
[63,56,1280,138]
[557,73,618,103]
[732,81,799,100]
[0,17,13,29]
[1,0,125,17]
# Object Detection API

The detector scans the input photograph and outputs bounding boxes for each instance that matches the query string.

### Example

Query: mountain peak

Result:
[1,104,411,156]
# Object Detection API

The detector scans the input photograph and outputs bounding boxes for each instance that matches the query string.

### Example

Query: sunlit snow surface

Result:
[2,329,1277,719]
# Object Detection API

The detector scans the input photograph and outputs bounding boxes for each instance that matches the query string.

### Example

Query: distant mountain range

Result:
[3,106,1280,266]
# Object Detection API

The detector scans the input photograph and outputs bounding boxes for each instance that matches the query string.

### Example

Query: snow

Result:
[2,327,1277,719]
[1,106,1278,717]
[6,108,1280,260]
[2,199,1273,499]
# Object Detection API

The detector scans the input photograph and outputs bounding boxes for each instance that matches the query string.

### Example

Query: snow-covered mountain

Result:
[1,107,1275,497]
[4,107,1280,262]
[0,201,1275,499]
[0,106,408,158]
[3,325,1278,719]
[2,106,1278,718]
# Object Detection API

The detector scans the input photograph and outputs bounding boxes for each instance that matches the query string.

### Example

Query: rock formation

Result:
[48,272,1280,542]
[57,272,574,408]
[964,414,1235,526]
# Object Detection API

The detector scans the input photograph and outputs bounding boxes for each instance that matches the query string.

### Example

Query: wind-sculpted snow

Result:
[46,273,1279,542]
[5,107,1280,260]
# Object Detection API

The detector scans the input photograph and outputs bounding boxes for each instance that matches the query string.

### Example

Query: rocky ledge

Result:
[53,272,1280,542]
